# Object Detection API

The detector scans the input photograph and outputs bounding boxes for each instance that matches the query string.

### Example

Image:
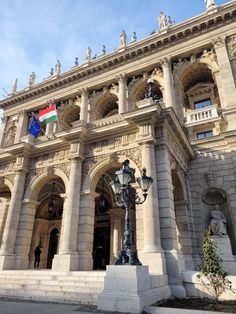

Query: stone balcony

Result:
[185,105,219,126]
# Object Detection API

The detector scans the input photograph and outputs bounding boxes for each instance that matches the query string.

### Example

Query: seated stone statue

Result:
[210,205,227,236]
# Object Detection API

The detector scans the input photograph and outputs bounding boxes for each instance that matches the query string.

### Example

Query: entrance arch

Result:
[28,177,65,269]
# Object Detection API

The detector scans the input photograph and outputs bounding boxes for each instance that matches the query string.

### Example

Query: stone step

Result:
[0,278,103,287]
[0,289,98,304]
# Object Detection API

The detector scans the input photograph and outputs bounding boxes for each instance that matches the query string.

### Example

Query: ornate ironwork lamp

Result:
[110,159,153,265]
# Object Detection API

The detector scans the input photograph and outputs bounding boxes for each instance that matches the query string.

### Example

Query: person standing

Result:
[34,245,42,269]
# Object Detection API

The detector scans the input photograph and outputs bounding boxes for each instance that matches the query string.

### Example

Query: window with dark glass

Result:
[194,98,212,109]
[196,130,213,139]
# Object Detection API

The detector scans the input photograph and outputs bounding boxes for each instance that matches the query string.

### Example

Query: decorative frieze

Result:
[29,150,69,168]
[86,133,138,154]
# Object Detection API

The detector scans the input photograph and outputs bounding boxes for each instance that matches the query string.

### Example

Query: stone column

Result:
[161,58,175,109]
[14,110,28,143]
[213,36,236,107]
[14,200,39,269]
[0,198,10,244]
[109,208,123,263]
[80,88,89,122]
[117,74,127,114]
[138,141,167,274]
[156,144,186,297]
[52,157,82,271]
[0,156,28,270]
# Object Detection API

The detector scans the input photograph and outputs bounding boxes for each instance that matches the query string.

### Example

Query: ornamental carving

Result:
[0,162,14,174]
[82,147,142,181]
[227,35,236,58]
[29,150,69,168]
[212,36,225,48]
[5,174,15,185]
[3,122,17,147]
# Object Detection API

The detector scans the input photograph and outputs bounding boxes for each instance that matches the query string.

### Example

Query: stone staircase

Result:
[0,270,105,305]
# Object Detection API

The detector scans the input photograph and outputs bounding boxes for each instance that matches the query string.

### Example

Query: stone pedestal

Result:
[212,235,236,275]
[97,265,170,314]
[52,254,79,271]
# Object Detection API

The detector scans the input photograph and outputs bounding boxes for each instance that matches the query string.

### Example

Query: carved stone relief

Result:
[227,35,236,58]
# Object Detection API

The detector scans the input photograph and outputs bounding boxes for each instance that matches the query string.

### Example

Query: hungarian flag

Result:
[39,105,58,124]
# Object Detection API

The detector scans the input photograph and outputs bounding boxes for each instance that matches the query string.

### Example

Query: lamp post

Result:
[110,159,153,265]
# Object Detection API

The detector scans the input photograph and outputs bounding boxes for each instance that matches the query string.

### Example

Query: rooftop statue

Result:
[86,47,92,62]
[50,68,54,76]
[74,57,79,66]
[101,45,106,55]
[158,11,173,31]
[205,0,216,9]
[131,32,137,42]
[210,204,227,236]
[120,30,127,47]
[28,72,36,87]
[8,78,18,96]
[55,59,61,75]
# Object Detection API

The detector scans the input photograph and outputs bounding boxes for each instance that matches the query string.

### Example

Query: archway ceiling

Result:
[181,64,214,92]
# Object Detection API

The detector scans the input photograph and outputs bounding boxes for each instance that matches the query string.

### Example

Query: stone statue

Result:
[50,68,54,76]
[120,30,127,47]
[28,72,36,86]
[74,57,79,66]
[86,47,92,62]
[210,205,227,236]
[205,0,216,9]
[131,32,137,42]
[55,59,61,75]
[101,45,106,55]
[8,78,18,96]
[158,11,170,30]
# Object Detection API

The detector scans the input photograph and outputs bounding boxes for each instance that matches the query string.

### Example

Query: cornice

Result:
[0,2,235,111]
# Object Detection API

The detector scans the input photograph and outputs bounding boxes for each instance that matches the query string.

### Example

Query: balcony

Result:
[185,105,219,126]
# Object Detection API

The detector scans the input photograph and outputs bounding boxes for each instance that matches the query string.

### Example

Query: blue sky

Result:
[0,0,229,102]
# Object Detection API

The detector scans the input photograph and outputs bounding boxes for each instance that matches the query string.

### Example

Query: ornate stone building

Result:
[0,0,236,305]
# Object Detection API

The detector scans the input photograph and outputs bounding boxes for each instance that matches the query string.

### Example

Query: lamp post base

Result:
[114,248,142,265]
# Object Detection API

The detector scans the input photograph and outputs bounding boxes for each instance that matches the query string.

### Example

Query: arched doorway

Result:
[47,228,59,269]
[29,178,65,269]
[93,175,111,270]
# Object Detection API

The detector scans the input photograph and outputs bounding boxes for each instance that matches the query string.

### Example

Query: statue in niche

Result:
[205,0,216,9]
[210,204,227,236]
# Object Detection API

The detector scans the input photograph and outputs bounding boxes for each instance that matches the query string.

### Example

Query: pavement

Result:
[0,298,103,314]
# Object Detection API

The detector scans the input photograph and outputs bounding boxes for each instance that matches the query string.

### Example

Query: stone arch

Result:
[90,90,119,120]
[82,155,142,192]
[60,104,80,129]
[24,168,69,201]
[128,77,163,106]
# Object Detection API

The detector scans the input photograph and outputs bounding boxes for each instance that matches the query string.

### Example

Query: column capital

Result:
[22,199,40,207]
[116,73,127,82]
[160,56,172,67]
[212,36,226,48]
[80,87,89,96]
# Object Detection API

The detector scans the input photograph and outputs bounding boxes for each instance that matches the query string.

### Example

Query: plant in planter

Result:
[197,227,233,301]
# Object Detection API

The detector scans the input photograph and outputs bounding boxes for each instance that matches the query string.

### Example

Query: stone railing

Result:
[185,105,219,126]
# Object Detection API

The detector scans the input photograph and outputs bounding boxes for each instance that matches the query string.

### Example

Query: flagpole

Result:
[31,112,50,140]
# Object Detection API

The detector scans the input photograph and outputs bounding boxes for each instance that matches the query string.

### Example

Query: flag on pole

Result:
[39,105,58,125]
[28,115,41,138]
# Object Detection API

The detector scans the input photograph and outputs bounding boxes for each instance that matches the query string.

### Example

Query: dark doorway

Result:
[93,226,110,270]
[46,228,59,269]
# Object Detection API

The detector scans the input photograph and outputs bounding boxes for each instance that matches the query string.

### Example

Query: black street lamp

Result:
[110,159,153,265]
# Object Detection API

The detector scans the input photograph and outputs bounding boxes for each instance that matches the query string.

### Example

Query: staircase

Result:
[0,270,105,305]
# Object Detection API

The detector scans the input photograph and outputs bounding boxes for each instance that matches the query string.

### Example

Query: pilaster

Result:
[14,110,28,143]
[109,208,123,263]
[213,36,236,107]
[156,144,186,297]
[161,57,175,110]
[0,115,7,148]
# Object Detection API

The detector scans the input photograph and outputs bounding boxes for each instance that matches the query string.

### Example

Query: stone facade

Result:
[0,0,236,304]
